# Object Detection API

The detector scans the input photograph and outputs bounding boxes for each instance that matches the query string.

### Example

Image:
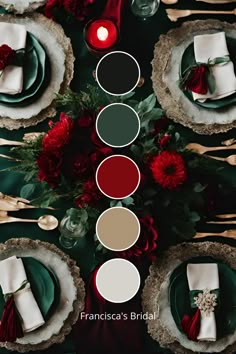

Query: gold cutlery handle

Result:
[207,220,236,224]
[0,217,37,224]
[190,9,235,15]
[0,154,20,162]
[206,144,236,152]
[0,138,25,146]
[216,214,236,219]
[207,155,225,162]
[194,232,225,238]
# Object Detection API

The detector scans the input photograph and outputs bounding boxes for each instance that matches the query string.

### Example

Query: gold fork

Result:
[206,154,236,166]
[166,8,236,22]
[194,229,236,239]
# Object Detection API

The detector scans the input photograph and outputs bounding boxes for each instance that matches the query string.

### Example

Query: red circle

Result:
[85,19,118,50]
[96,155,140,199]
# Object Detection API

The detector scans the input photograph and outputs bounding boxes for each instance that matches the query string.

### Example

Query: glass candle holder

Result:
[59,208,88,249]
[131,0,160,20]
[84,18,119,57]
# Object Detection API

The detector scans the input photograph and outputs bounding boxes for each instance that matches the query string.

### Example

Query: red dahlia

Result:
[0,44,15,71]
[150,150,187,189]
[42,112,74,151]
[75,179,101,208]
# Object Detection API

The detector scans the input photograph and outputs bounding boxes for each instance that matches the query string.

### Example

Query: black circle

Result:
[96,51,140,95]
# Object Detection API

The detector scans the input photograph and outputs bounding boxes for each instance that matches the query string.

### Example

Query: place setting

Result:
[152,18,236,134]
[0,13,74,130]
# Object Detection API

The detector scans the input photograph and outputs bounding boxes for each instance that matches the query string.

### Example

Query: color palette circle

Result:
[96,207,140,251]
[96,155,140,199]
[95,51,140,96]
[96,103,140,148]
[96,259,140,303]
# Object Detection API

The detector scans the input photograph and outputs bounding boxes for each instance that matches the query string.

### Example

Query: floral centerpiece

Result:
[7,86,230,259]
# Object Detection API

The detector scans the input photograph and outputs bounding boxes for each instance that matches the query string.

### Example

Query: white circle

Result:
[96,259,140,303]
[95,51,141,96]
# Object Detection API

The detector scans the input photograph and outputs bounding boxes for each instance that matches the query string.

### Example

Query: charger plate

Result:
[0,0,47,14]
[0,13,74,130]
[152,20,236,135]
[142,242,236,354]
[0,238,85,352]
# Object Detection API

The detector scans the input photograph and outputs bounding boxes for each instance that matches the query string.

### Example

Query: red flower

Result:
[184,65,208,95]
[73,153,90,177]
[37,151,62,188]
[0,44,15,71]
[42,112,74,151]
[90,147,113,169]
[150,150,187,189]
[151,117,169,136]
[159,135,171,148]
[45,0,95,21]
[78,115,93,128]
[116,216,158,260]
[75,179,101,208]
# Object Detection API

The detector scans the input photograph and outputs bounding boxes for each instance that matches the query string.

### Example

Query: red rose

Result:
[45,0,95,21]
[0,44,15,71]
[116,216,158,260]
[151,117,169,136]
[90,147,113,169]
[150,150,187,190]
[75,179,101,208]
[42,112,74,151]
[73,153,90,177]
[184,65,208,95]
[159,135,171,148]
[37,151,62,188]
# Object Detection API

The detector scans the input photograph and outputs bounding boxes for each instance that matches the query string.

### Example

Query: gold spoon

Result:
[185,142,236,155]
[166,8,236,22]
[0,215,58,231]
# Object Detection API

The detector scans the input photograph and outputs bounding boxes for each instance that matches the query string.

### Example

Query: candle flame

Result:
[97,26,109,41]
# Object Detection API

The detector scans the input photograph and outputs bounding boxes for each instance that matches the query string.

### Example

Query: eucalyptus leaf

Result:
[20,184,36,199]
[122,196,134,206]
[207,70,216,94]
[194,183,207,193]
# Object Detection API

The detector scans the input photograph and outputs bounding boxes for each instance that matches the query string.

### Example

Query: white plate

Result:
[0,0,47,13]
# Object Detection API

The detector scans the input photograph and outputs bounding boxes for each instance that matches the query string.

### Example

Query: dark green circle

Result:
[96,103,140,147]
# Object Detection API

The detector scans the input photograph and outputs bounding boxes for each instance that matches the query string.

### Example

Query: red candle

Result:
[84,19,119,55]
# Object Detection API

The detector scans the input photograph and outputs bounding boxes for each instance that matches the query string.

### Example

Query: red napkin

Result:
[74,266,145,354]
[102,0,129,29]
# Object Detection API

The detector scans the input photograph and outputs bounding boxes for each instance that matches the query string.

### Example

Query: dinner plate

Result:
[0,257,58,321]
[0,32,47,105]
[180,36,236,109]
[169,256,236,339]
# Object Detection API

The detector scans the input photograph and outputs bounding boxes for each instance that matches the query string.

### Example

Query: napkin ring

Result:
[181,288,219,341]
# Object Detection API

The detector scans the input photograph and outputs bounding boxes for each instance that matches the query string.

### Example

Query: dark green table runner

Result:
[0,1,236,353]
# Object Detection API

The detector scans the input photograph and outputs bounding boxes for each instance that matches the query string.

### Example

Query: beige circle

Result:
[96,207,140,251]
[96,259,140,303]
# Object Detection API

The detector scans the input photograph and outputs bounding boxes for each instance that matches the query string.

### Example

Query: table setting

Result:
[0,0,235,354]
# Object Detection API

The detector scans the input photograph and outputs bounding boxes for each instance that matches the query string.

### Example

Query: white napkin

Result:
[187,263,219,341]
[0,256,45,333]
[0,23,27,94]
[193,32,236,101]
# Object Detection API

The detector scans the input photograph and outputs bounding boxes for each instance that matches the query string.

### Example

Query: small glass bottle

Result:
[59,208,88,249]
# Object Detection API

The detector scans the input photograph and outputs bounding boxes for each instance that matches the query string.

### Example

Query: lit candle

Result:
[84,19,119,56]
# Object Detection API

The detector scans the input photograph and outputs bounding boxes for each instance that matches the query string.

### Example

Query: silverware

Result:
[206,154,236,166]
[0,154,20,161]
[185,142,236,155]
[216,214,236,219]
[207,220,236,224]
[166,8,236,21]
[194,229,236,239]
[0,138,25,146]
[0,214,58,230]
[221,138,236,146]
[0,193,55,211]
